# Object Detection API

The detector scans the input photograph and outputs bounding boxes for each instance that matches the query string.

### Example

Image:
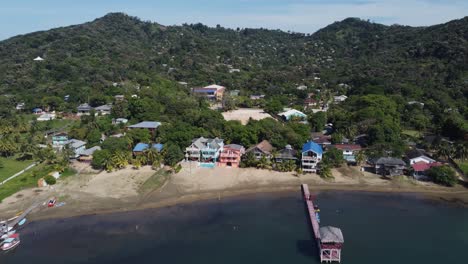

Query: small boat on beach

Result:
[1,230,16,240]
[1,234,20,251]
[17,218,26,227]
[48,198,57,207]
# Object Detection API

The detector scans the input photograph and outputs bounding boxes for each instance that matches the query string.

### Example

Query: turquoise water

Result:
[2,191,468,264]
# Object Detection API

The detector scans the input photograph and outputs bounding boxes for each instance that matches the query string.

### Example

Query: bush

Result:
[426,166,457,186]
[44,175,56,185]
[323,148,345,168]
[91,149,112,170]
[174,164,182,173]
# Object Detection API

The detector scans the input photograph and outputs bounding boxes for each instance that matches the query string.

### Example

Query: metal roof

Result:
[81,146,101,156]
[66,139,86,149]
[319,226,344,243]
[133,143,164,152]
[302,141,323,155]
[128,121,161,129]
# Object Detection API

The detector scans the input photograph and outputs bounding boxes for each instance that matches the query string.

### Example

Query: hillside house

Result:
[405,149,436,165]
[334,95,348,103]
[37,113,56,121]
[333,144,362,164]
[66,139,87,158]
[94,104,112,115]
[249,94,265,100]
[192,84,225,101]
[115,95,125,101]
[218,144,245,167]
[301,141,323,173]
[77,103,93,115]
[370,157,406,177]
[52,133,68,146]
[412,162,443,180]
[127,121,161,136]
[112,118,128,125]
[245,140,274,160]
[16,103,25,110]
[279,109,307,121]
[313,135,332,148]
[275,145,297,163]
[132,143,164,156]
[185,137,224,164]
[32,108,43,114]
[296,85,307,90]
[304,98,319,109]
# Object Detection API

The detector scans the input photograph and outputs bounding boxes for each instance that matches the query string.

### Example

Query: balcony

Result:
[220,153,239,158]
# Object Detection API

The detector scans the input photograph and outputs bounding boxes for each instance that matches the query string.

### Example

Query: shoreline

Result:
[27,181,468,223]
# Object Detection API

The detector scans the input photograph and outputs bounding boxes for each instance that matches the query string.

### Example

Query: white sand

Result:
[222,108,273,125]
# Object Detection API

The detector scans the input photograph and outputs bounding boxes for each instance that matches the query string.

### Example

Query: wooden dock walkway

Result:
[301,184,343,263]
[8,202,40,227]
[302,183,321,242]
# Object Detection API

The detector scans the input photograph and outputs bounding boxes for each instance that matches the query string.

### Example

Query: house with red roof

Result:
[412,162,443,180]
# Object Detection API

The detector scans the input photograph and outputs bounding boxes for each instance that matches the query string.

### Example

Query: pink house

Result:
[218,144,245,167]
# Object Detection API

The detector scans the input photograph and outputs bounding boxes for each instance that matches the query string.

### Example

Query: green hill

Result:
[0,13,466,142]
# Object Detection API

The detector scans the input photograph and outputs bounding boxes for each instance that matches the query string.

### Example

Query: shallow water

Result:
[2,191,468,264]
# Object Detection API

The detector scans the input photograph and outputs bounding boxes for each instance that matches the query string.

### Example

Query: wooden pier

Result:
[301,184,343,263]
[7,202,40,228]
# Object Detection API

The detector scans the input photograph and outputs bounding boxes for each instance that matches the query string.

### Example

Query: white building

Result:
[334,95,348,103]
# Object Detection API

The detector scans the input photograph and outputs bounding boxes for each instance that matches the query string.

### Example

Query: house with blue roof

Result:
[301,141,323,173]
[132,143,164,155]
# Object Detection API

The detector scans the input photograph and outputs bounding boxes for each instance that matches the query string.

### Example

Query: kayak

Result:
[18,218,26,226]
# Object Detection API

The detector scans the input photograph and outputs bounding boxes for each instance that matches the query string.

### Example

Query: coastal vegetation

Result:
[426,166,457,187]
[0,13,466,199]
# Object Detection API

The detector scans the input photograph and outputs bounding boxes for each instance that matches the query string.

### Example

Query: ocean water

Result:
[2,191,468,264]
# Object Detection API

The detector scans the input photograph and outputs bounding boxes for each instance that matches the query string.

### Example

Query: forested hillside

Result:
[0,13,466,103]
[0,13,466,144]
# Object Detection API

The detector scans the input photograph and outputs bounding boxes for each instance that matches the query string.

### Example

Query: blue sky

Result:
[1,0,467,40]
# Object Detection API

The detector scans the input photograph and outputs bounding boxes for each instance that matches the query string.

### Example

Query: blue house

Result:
[133,143,164,155]
[301,141,323,173]
[185,137,224,164]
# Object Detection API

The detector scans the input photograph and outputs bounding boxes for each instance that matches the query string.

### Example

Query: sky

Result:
[1,0,467,40]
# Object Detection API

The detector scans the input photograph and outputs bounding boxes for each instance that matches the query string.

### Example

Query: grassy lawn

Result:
[456,161,468,175]
[0,157,35,182]
[138,169,170,194]
[0,163,77,203]
[0,163,47,202]
[402,130,422,138]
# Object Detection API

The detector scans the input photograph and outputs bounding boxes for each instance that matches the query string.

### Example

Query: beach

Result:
[0,161,467,222]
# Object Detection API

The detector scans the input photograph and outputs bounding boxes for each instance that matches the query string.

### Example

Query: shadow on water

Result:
[296,239,318,258]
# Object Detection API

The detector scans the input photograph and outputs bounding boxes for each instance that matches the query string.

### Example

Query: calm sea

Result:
[2,191,468,264]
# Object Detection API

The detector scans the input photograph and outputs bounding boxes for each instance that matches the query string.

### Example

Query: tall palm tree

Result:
[319,164,333,179]
[355,151,366,165]
[436,142,454,160]
[256,155,272,170]
[454,143,467,161]
[144,147,160,165]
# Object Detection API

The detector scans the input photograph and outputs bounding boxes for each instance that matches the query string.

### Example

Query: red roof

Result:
[333,144,361,151]
[412,162,443,172]
[305,98,318,104]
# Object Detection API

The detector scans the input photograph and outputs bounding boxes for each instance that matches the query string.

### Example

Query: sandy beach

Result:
[1,161,467,222]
